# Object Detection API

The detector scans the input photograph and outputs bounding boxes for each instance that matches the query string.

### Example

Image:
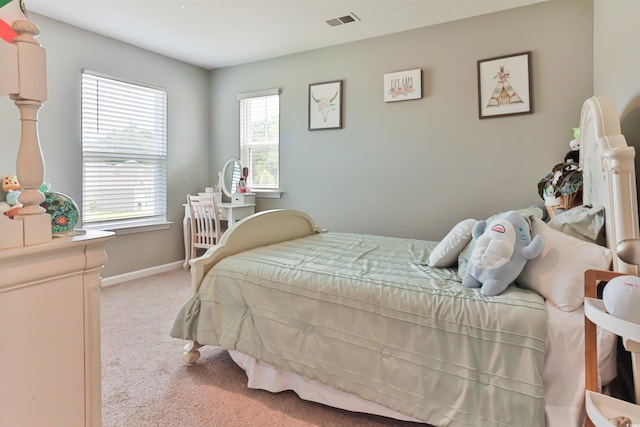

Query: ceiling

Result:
[25,0,549,70]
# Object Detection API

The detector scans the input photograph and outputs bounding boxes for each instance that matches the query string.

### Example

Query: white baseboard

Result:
[102,261,184,287]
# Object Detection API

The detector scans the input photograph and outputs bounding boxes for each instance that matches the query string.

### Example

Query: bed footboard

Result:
[189,209,323,293]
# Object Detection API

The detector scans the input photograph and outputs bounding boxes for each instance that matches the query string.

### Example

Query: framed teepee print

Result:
[477,51,532,119]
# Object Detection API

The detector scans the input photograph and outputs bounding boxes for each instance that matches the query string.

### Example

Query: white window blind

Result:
[239,90,280,190]
[81,71,168,228]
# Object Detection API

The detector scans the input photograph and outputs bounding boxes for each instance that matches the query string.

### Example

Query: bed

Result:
[171,96,639,427]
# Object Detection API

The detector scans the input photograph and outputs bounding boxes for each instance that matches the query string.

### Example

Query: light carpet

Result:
[101,268,427,426]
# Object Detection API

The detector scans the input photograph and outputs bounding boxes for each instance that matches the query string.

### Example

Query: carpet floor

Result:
[101,268,427,426]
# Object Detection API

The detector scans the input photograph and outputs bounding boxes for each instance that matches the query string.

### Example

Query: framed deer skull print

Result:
[309,80,343,130]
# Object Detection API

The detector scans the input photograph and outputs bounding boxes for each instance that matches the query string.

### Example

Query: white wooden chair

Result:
[187,194,222,261]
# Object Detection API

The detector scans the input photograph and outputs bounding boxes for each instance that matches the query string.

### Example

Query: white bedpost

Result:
[1,19,51,246]
[579,96,639,274]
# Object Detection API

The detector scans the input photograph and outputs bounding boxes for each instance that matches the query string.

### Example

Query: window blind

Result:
[239,91,280,190]
[81,71,168,227]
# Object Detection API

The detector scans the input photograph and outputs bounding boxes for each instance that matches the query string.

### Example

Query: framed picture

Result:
[309,80,343,130]
[477,51,532,119]
[383,69,422,102]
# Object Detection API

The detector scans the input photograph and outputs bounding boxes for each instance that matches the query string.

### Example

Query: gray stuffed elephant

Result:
[462,211,544,296]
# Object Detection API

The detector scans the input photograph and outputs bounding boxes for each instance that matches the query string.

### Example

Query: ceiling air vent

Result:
[326,12,360,27]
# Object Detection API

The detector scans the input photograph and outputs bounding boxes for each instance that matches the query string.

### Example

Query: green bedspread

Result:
[171,232,546,426]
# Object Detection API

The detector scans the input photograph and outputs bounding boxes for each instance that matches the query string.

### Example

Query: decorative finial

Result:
[12,19,39,45]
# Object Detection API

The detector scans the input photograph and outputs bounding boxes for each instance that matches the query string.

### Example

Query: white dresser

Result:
[0,230,114,427]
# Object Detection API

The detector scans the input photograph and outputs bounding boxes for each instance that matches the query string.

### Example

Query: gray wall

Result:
[594,0,640,171]
[594,0,640,115]
[594,0,640,208]
[0,14,211,277]
[1,0,594,277]
[211,0,593,240]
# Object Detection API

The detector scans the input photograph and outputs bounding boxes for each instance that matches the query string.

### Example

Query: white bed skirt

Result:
[228,300,617,427]
[229,350,422,423]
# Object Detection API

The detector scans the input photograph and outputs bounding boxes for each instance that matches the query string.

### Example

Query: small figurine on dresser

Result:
[2,174,22,218]
[237,166,249,193]
[2,174,21,206]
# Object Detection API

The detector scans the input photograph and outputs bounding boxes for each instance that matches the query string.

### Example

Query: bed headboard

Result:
[579,96,639,274]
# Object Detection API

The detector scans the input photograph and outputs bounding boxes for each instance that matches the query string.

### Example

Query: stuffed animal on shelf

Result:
[462,211,545,296]
[603,275,640,324]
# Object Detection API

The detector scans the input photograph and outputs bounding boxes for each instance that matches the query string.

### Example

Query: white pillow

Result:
[516,217,612,312]
[428,218,477,268]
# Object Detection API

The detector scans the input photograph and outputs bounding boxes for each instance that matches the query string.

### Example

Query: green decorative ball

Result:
[40,192,80,234]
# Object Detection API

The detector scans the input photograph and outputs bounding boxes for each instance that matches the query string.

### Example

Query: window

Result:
[81,71,168,230]
[238,89,280,191]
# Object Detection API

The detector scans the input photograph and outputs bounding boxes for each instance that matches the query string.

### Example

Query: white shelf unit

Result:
[585,391,640,426]
[584,269,640,427]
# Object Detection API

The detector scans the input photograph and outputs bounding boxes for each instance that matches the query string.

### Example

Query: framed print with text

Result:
[384,69,422,102]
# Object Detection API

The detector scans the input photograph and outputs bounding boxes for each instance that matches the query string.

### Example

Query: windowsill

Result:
[83,220,173,235]
[252,190,283,199]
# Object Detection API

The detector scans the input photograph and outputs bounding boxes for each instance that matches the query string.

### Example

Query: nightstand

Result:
[584,269,640,427]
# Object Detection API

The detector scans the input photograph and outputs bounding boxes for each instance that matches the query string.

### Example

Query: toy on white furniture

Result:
[0,15,51,247]
[584,269,640,427]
